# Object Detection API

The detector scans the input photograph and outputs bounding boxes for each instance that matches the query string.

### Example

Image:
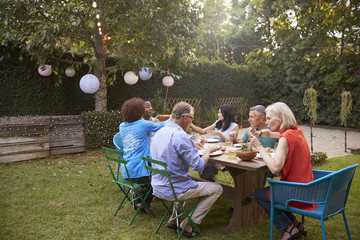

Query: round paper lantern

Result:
[65,67,76,77]
[124,71,139,85]
[79,74,100,94]
[162,76,174,87]
[139,67,152,80]
[38,64,52,76]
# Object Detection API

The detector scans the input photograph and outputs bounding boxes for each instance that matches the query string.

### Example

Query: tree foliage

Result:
[227,0,359,126]
[0,0,200,111]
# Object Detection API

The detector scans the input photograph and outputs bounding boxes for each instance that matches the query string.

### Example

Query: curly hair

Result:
[121,98,145,123]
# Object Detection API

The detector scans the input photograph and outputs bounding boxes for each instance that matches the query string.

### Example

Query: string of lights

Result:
[93,0,102,36]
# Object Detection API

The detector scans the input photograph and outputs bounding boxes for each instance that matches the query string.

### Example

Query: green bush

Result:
[82,110,122,148]
[311,152,328,166]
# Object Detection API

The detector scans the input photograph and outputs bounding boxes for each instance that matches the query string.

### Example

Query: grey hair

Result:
[250,105,266,119]
[171,101,193,120]
[266,102,297,131]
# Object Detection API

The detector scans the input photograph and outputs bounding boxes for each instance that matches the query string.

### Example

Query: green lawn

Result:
[1,150,359,240]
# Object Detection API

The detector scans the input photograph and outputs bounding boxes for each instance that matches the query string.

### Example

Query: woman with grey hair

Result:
[250,102,313,240]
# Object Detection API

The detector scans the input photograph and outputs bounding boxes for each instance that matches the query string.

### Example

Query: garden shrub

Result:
[311,152,328,166]
[82,110,122,148]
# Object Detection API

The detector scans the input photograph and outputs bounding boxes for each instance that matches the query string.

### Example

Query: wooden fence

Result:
[0,115,85,163]
[165,98,202,115]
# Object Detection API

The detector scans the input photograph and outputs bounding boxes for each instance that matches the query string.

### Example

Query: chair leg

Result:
[321,219,326,240]
[302,215,305,225]
[156,202,173,234]
[270,207,274,240]
[342,211,352,240]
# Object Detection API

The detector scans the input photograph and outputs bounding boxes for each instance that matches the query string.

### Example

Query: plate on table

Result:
[198,150,223,156]
[233,143,244,148]
[205,138,220,143]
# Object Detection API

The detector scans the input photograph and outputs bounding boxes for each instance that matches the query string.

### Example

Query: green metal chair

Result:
[102,147,155,225]
[141,156,203,239]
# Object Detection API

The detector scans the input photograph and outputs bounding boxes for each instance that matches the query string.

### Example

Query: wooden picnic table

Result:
[205,141,269,234]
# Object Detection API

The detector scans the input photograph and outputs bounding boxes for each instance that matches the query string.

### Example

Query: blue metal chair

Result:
[113,132,123,180]
[268,163,358,240]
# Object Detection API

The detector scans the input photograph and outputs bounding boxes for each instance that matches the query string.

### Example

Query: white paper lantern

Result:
[38,64,52,76]
[79,74,100,94]
[162,76,174,87]
[139,67,152,80]
[124,71,139,85]
[65,67,76,77]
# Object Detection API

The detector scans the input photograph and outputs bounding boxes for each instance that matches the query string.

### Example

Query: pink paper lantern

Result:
[162,76,174,87]
[38,64,52,77]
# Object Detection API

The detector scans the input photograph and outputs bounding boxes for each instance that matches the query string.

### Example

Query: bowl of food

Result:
[236,149,258,161]
[158,114,170,121]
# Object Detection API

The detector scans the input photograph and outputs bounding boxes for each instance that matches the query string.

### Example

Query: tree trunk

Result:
[345,125,347,152]
[310,124,313,153]
[93,20,107,112]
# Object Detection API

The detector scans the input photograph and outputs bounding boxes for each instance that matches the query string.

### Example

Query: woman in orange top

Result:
[250,102,313,240]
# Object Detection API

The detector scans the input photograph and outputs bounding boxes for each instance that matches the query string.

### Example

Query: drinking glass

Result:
[225,139,233,147]
[228,148,236,158]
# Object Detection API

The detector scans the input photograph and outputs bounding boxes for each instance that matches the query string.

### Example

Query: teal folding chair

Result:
[113,132,123,180]
[141,156,203,240]
[268,163,359,240]
[103,147,155,225]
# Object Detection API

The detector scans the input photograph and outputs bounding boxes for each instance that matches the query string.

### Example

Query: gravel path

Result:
[238,125,360,159]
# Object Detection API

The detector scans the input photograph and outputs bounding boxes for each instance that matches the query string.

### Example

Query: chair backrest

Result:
[324,163,358,217]
[113,132,123,151]
[102,146,131,182]
[141,156,177,199]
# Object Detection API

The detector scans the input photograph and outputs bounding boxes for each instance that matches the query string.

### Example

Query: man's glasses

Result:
[183,114,195,123]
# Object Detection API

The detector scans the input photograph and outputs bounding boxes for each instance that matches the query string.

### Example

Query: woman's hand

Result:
[249,134,262,149]
[229,131,238,143]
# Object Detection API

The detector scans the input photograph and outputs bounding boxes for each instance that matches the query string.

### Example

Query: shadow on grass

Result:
[0,151,359,239]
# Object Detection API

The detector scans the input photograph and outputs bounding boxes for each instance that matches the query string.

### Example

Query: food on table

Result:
[158,114,170,121]
[236,149,257,161]
[200,136,206,145]
[220,146,227,152]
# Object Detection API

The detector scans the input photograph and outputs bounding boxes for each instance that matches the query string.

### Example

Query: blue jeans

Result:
[253,187,294,232]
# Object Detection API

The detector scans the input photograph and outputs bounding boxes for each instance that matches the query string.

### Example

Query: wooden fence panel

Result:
[0,115,86,163]
[0,117,50,163]
[50,115,85,155]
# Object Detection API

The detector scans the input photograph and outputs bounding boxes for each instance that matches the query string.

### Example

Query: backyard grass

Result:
[0,149,359,240]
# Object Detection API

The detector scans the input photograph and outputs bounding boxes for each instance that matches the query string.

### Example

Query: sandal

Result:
[282,225,302,240]
[166,223,177,230]
[179,227,198,237]
[296,223,307,238]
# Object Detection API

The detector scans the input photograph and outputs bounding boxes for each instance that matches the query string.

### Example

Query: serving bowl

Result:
[236,150,257,161]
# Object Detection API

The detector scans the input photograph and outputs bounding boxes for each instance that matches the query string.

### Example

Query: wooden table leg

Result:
[222,167,268,234]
